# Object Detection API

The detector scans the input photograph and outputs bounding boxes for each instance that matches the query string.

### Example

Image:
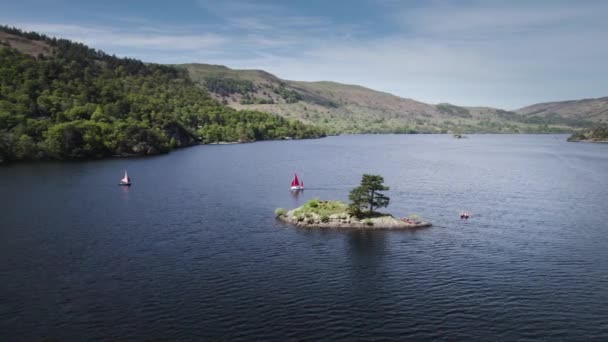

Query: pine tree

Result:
[348,174,390,216]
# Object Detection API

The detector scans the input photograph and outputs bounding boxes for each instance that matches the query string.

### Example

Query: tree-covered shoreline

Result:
[0,26,325,162]
[567,127,608,142]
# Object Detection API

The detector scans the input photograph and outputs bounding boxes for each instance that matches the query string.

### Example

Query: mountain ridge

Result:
[516,97,608,125]
[2,25,604,138]
[180,63,603,133]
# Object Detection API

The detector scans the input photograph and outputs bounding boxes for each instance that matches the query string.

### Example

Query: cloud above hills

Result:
[3,0,607,109]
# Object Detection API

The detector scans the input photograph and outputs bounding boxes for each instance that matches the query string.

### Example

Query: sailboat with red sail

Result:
[119,170,131,186]
[290,173,304,190]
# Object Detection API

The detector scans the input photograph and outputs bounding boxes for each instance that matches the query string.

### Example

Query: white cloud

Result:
[197,0,280,15]
[226,1,608,108]
[395,2,607,36]
[6,22,226,51]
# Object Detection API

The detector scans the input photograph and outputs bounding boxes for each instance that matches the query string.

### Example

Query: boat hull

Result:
[290,186,304,190]
[119,183,131,186]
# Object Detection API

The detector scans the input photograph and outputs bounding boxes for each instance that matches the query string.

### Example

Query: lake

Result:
[1,134,607,341]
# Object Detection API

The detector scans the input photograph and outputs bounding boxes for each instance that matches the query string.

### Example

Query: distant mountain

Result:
[516,97,608,127]
[180,63,585,134]
[2,24,601,162]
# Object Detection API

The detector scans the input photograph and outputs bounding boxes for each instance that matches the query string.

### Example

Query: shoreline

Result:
[1,133,580,165]
[277,207,432,230]
[0,135,326,164]
[567,139,608,144]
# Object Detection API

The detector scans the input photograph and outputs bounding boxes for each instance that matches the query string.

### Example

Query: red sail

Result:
[291,173,300,187]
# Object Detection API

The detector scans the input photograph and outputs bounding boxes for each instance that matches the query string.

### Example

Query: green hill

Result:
[0,26,324,162]
[2,25,602,164]
[516,97,608,126]
[179,63,582,134]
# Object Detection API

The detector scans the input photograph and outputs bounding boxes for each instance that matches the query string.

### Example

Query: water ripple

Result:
[1,135,608,340]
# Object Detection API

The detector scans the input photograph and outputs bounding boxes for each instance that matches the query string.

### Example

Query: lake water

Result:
[1,134,607,341]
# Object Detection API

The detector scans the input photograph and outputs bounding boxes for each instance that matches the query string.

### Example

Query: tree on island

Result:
[348,174,390,216]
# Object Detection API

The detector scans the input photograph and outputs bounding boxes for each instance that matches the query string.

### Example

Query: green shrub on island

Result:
[274,208,286,217]
[292,199,348,218]
[307,199,319,208]
[406,214,425,223]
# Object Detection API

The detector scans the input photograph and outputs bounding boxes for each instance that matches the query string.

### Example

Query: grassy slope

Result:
[0,31,53,57]
[516,97,608,126]
[179,63,577,134]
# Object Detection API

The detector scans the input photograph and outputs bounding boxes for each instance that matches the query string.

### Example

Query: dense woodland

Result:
[202,76,302,105]
[0,26,324,162]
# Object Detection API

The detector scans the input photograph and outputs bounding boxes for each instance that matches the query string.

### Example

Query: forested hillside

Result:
[0,26,324,162]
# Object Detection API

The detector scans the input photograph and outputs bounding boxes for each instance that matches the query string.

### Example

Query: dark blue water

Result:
[1,134,607,341]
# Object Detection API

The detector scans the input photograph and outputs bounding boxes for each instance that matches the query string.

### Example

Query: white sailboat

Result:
[119,170,131,186]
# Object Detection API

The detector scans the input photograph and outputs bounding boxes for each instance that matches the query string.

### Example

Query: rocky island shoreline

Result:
[275,199,432,230]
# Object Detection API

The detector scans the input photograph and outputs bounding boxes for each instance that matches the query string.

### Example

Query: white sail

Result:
[121,170,130,183]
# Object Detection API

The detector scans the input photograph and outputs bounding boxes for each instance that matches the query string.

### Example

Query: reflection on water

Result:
[347,230,386,261]
[347,231,387,287]
[289,189,302,200]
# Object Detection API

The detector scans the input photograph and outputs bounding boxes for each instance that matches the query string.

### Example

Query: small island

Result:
[567,127,608,143]
[276,174,432,229]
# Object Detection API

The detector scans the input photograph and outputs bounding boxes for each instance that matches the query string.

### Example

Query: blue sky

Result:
[2,0,607,109]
